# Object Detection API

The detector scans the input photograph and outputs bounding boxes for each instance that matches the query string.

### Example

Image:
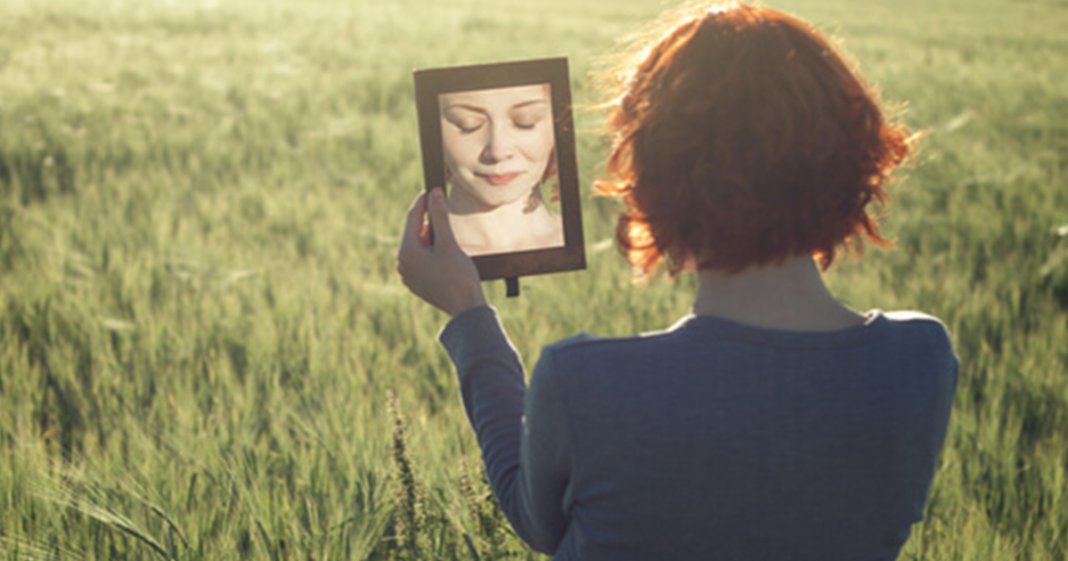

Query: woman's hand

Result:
[397,188,487,316]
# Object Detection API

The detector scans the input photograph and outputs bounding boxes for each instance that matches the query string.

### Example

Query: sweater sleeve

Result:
[439,306,571,554]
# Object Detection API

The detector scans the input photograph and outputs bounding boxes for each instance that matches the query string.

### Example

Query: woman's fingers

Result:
[397,191,428,284]
[396,187,486,316]
[400,188,453,251]
[425,187,457,251]
[401,191,428,250]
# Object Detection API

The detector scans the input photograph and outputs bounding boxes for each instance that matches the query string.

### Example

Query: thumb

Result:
[426,187,459,249]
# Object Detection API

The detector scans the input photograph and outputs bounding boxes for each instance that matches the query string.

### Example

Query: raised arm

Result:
[397,188,570,553]
[440,307,571,553]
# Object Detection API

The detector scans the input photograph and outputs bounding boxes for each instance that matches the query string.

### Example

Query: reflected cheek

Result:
[518,129,555,166]
[442,135,483,174]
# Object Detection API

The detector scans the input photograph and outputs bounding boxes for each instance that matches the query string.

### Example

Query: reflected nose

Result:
[479,122,516,164]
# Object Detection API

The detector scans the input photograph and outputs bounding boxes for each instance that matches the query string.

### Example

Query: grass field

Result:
[1,0,1067,558]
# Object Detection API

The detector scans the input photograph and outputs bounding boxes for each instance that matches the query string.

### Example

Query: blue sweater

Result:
[440,306,958,561]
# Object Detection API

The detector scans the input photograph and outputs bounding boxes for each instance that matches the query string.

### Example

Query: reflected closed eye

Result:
[444,111,487,134]
[455,120,485,134]
[510,108,547,130]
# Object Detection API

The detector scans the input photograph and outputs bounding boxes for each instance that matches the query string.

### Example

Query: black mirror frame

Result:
[413,57,586,282]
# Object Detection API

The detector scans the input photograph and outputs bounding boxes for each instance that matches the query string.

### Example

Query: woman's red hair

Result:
[596,2,914,278]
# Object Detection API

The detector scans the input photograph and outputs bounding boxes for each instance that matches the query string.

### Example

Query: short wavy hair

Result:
[596,2,914,278]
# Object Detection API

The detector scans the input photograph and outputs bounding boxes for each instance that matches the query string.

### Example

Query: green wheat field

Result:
[1,0,1066,558]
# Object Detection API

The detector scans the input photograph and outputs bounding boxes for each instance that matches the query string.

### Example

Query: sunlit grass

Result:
[1,0,1066,558]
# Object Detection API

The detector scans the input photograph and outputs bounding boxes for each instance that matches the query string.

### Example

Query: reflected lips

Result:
[477,171,524,186]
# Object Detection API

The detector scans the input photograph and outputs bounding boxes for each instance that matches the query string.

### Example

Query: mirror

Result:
[414,58,585,283]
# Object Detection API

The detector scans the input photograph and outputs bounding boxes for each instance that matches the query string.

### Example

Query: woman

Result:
[397,3,957,560]
[439,84,564,255]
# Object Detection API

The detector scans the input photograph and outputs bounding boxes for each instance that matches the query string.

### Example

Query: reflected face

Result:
[439,85,554,209]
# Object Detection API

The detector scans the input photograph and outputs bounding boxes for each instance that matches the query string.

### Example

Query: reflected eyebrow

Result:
[510,99,550,111]
[443,104,488,115]
[443,99,549,114]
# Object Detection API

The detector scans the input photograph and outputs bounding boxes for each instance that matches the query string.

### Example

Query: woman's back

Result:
[523,311,957,560]
[440,308,958,560]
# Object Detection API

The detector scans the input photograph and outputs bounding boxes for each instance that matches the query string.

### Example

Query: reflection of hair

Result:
[542,151,559,203]
[596,3,913,278]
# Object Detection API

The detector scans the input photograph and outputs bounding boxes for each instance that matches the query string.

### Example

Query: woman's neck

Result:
[692,255,866,332]
[447,189,555,252]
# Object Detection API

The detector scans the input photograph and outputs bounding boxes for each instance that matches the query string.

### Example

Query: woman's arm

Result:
[440,307,571,553]
[397,189,570,553]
